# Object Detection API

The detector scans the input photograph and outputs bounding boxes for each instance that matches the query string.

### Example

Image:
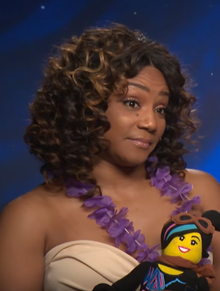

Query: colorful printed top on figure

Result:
[93,210,220,291]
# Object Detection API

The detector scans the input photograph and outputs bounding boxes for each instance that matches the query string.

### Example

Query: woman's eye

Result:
[156,107,166,115]
[179,236,185,241]
[191,240,198,246]
[123,100,140,108]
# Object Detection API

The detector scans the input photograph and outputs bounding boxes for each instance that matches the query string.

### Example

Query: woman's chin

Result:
[99,151,150,168]
[115,156,149,168]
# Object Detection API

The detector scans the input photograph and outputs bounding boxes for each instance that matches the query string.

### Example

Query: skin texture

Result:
[1,67,220,291]
[100,67,169,168]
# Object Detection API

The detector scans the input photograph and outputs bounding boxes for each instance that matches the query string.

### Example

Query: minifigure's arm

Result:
[112,262,152,291]
[198,276,210,291]
[92,262,152,291]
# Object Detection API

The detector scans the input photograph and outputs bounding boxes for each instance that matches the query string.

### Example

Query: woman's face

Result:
[102,66,170,167]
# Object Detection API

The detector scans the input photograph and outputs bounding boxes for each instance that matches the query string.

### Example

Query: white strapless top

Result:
[44,240,139,291]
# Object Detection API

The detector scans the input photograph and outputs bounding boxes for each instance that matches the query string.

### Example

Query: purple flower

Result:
[107,218,130,239]
[88,207,115,228]
[199,257,212,266]
[136,243,160,262]
[151,167,172,190]
[124,230,145,254]
[151,177,164,190]
[84,196,115,208]
[146,249,160,262]
[147,156,158,163]
[65,163,195,263]
[170,182,193,203]
[113,221,134,247]
[199,246,213,265]
[146,167,155,178]
[136,243,150,262]
[207,245,213,252]
[156,166,172,181]
[65,180,94,197]
[136,242,149,252]
[161,174,182,196]
[112,207,128,220]
[161,174,193,203]
[146,156,158,177]
[171,195,201,215]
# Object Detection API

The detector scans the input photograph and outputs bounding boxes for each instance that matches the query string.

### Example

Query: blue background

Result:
[1,0,220,211]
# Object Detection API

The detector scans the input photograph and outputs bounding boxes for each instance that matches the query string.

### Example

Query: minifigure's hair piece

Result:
[165,224,198,240]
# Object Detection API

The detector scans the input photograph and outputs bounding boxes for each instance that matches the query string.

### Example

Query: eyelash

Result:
[123,99,140,108]
[156,108,166,116]
[123,98,167,116]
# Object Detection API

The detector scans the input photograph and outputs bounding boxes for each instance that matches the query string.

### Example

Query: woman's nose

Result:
[136,110,157,132]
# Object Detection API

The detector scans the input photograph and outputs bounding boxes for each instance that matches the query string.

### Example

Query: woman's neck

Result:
[92,159,148,192]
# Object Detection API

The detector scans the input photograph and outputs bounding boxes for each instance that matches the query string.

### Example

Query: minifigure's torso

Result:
[141,262,198,291]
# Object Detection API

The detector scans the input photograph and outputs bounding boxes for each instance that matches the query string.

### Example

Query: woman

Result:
[0,24,220,291]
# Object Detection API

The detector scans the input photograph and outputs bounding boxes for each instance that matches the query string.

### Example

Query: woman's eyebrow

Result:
[128,82,170,97]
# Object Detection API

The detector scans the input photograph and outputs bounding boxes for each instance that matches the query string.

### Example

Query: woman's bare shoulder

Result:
[0,183,66,291]
[185,168,216,178]
[184,168,220,189]
[184,168,220,210]
[0,181,69,291]
[1,183,66,232]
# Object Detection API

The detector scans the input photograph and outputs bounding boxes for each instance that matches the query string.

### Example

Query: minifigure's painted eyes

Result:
[179,236,185,241]
[191,240,198,246]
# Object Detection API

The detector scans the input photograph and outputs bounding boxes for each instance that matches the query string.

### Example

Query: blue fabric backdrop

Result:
[1,0,220,211]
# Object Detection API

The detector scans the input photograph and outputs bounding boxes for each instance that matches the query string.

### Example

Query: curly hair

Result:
[24,23,199,190]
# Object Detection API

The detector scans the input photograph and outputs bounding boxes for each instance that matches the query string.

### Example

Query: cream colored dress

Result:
[44,240,139,291]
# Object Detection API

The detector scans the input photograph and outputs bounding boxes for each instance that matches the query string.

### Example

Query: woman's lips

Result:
[128,138,152,149]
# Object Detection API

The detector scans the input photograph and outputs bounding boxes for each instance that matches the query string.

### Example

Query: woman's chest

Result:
[45,187,182,255]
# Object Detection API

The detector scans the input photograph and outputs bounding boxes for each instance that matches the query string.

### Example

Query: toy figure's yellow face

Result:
[163,232,202,264]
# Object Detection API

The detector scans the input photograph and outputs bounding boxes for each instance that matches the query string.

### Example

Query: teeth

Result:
[179,246,190,253]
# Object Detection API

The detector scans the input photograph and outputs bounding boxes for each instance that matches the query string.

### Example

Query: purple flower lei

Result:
[65,157,201,263]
